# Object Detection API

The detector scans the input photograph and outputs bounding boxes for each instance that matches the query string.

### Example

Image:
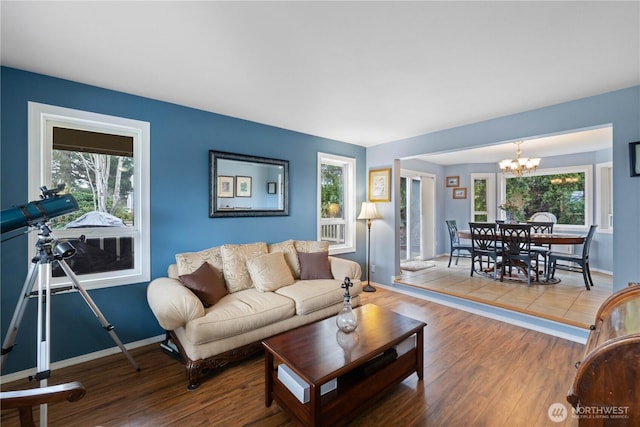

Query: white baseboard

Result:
[1,334,165,384]
[380,282,588,344]
[591,266,613,276]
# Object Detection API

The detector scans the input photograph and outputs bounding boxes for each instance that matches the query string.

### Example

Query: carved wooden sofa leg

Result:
[186,359,205,391]
[167,331,264,390]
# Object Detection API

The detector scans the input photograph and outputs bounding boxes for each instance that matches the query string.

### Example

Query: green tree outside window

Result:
[505,173,585,224]
[321,164,344,218]
[50,150,134,228]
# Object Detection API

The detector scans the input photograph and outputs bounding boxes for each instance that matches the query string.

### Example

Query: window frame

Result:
[317,152,356,255]
[28,102,150,289]
[595,161,613,233]
[470,173,496,222]
[498,165,592,230]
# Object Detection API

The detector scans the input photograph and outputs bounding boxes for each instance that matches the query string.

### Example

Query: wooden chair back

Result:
[581,224,598,260]
[445,220,459,244]
[527,221,554,234]
[469,222,499,252]
[499,223,533,255]
[0,381,86,427]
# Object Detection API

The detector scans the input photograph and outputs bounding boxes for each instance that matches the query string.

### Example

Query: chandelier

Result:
[498,141,541,178]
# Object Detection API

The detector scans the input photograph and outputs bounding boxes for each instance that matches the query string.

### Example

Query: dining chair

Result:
[445,220,472,267]
[0,381,86,427]
[499,223,539,286]
[546,225,598,290]
[527,221,554,274]
[469,222,501,280]
[529,212,558,223]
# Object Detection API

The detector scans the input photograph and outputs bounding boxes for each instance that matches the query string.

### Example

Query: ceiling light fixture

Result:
[498,141,541,178]
[551,177,579,185]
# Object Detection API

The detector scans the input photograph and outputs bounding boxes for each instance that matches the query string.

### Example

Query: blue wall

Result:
[368,86,640,291]
[0,67,366,374]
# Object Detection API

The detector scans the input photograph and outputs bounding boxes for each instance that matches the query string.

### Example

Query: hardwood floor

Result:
[397,255,613,329]
[1,287,586,426]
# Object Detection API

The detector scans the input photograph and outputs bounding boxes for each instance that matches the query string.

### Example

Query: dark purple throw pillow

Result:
[298,251,333,280]
[179,262,227,307]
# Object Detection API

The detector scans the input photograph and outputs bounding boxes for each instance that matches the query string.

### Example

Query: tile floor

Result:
[395,255,613,328]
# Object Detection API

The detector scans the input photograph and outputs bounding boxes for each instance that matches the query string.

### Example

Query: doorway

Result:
[400,171,435,261]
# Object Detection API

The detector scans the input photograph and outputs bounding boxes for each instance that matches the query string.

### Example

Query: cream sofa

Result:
[147,240,362,389]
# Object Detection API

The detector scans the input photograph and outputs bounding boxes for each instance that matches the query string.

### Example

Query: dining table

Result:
[457,228,586,284]
[457,229,586,246]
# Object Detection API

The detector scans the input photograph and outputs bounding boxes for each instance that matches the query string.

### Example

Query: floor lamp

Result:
[358,202,382,292]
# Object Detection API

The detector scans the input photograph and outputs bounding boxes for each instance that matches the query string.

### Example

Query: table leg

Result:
[310,383,320,427]
[265,350,273,407]
[416,329,424,381]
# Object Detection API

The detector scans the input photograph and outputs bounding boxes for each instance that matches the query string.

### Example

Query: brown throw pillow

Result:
[178,262,227,307]
[298,251,333,280]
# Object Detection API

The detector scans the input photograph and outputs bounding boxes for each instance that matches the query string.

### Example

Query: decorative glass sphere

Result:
[336,301,358,332]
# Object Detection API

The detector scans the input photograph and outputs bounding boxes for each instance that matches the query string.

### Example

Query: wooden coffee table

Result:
[262,304,426,427]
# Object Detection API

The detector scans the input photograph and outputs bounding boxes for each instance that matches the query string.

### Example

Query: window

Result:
[596,162,613,232]
[400,176,422,260]
[471,173,496,222]
[499,166,592,229]
[317,153,356,254]
[28,102,150,289]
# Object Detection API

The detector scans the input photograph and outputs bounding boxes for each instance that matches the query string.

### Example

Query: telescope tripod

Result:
[1,224,139,425]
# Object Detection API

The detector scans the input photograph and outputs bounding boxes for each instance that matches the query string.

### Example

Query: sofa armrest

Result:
[147,277,206,331]
[329,256,362,281]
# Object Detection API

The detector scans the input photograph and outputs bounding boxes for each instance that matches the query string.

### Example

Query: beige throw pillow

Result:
[268,239,300,278]
[294,240,329,254]
[247,252,295,292]
[221,242,268,293]
[175,246,225,277]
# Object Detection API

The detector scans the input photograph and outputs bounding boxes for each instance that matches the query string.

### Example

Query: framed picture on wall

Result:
[217,176,234,198]
[267,182,277,194]
[446,176,460,187]
[453,187,467,199]
[236,176,252,197]
[630,141,640,177]
[369,168,391,202]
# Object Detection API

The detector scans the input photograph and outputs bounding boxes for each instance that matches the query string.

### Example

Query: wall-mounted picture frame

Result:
[267,182,277,194]
[217,176,234,198]
[369,168,391,202]
[630,141,640,177]
[236,176,252,197]
[446,176,460,187]
[453,187,467,199]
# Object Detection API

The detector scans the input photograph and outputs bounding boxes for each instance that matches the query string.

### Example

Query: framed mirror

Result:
[209,151,289,217]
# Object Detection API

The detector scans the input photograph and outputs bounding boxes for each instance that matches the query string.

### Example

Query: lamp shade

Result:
[357,202,382,220]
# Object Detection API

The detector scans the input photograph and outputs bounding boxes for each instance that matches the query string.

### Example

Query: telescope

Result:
[1,183,139,417]
[1,185,79,234]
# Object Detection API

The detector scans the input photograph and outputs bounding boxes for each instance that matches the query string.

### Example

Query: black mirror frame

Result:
[209,150,289,217]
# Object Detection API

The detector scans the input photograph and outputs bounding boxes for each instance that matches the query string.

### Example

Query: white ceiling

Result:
[2,1,638,155]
